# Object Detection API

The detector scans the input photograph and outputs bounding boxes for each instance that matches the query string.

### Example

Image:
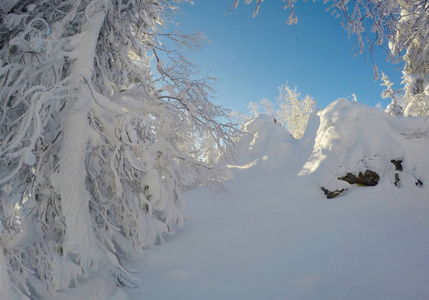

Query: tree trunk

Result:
[59,0,107,266]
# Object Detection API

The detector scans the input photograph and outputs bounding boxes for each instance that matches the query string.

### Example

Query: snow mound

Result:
[233,114,295,170]
[300,98,429,193]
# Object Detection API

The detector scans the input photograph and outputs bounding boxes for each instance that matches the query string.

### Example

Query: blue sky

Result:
[171,1,403,114]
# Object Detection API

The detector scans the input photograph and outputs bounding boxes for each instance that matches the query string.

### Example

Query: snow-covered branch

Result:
[231,0,429,116]
[0,0,239,298]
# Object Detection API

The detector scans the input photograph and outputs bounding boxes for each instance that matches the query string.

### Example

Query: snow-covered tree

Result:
[277,84,315,138]
[392,0,429,116]
[247,101,260,117]
[249,84,315,138]
[230,0,429,116]
[0,0,239,298]
[381,72,404,116]
[260,98,274,116]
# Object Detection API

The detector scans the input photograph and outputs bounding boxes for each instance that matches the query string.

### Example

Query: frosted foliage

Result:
[381,72,404,116]
[247,101,260,117]
[0,0,239,298]
[250,84,316,139]
[388,0,429,116]
[260,98,274,116]
[231,0,429,116]
[277,85,315,139]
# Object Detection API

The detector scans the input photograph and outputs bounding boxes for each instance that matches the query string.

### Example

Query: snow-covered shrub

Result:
[0,0,239,298]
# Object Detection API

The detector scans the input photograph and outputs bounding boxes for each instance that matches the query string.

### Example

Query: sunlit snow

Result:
[57,99,429,300]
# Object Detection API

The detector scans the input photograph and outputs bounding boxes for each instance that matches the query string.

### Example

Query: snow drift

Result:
[121,99,429,300]
[300,98,429,196]
[51,99,429,299]
[233,114,294,168]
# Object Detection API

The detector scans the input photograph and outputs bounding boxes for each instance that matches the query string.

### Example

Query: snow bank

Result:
[232,114,295,170]
[50,100,429,300]
[300,98,429,193]
[235,100,429,196]
[122,101,429,300]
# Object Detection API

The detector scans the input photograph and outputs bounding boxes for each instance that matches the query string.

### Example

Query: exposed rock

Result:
[389,160,424,188]
[416,179,423,187]
[321,187,346,199]
[322,170,380,199]
[394,173,400,187]
[338,170,380,187]
[390,159,403,171]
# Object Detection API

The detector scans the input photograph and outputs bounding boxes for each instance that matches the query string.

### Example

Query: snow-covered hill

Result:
[59,99,429,299]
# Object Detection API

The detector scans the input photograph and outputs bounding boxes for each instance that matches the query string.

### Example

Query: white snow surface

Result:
[301,99,429,192]
[57,99,429,300]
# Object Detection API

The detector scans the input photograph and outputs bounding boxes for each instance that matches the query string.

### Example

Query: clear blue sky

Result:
[171,0,403,114]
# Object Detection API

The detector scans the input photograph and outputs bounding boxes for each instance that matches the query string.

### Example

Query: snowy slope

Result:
[121,100,429,300]
[58,99,429,299]
[124,177,429,300]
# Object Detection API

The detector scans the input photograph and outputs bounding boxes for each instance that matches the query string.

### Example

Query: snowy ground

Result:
[124,172,429,300]
[122,101,429,300]
[59,100,429,300]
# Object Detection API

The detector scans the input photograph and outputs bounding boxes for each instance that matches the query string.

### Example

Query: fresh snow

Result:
[59,99,429,299]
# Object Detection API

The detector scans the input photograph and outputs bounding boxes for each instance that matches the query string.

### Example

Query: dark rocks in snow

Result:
[338,170,380,187]
[394,173,400,187]
[390,159,403,171]
[322,170,381,199]
[321,187,346,199]
[390,159,423,188]
[322,162,424,196]
[391,159,402,187]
